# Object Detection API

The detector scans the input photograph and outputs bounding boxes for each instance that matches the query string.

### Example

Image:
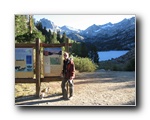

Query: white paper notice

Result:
[45,64,50,74]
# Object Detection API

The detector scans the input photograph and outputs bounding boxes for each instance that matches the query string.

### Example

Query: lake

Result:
[98,50,129,61]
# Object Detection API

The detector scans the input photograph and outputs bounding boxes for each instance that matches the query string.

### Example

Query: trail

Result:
[15,71,136,106]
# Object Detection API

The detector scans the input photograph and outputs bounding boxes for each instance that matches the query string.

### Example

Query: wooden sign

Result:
[15,48,33,78]
[43,47,63,76]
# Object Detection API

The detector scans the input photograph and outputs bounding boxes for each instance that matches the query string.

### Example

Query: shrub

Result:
[73,57,98,72]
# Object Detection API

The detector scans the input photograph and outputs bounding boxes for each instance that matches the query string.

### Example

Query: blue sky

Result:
[33,14,135,30]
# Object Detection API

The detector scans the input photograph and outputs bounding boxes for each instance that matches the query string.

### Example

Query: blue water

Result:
[98,50,129,61]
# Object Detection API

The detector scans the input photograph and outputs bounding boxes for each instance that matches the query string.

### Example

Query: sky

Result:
[33,14,135,30]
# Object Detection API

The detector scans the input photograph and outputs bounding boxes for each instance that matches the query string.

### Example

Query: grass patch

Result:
[15,82,62,98]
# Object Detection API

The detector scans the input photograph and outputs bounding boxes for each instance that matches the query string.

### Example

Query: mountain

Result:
[35,17,135,51]
[60,25,81,34]
[80,22,114,37]
[81,17,135,50]
[37,18,80,33]
[37,18,60,31]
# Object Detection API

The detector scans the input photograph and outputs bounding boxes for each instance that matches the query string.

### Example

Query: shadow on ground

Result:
[15,94,63,105]
[75,77,134,85]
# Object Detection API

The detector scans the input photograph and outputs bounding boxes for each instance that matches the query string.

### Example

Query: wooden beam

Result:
[15,43,35,48]
[41,77,63,82]
[15,42,72,48]
[15,77,63,83]
[41,43,72,47]
[15,78,36,83]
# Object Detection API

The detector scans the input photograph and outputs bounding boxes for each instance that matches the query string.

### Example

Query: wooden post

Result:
[36,38,41,97]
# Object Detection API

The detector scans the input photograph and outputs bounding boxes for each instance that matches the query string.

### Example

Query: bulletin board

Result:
[43,47,63,76]
[15,48,34,78]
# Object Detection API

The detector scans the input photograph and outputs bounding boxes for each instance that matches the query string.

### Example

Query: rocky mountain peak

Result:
[35,16,135,51]
[38,18,60,31]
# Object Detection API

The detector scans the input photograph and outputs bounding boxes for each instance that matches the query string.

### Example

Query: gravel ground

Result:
[15,71,136,106]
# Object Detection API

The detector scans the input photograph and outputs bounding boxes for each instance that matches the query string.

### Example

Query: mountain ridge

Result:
[35,17,135,51]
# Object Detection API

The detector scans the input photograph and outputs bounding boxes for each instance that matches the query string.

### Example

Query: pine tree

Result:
[57,30,61,43]
[43,27,48,35]
[71,42,82,57]
[88,45,99,64]
[15,15,45,43]
[47,30,52,43]
[35,21,43,32]
[15,15,28,38]
[81,42,88,57]
[51,32,58,43]
[60,32,67,43]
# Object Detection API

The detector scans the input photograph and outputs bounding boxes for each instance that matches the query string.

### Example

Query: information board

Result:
[43,47,63,76]
[15,48,33,78]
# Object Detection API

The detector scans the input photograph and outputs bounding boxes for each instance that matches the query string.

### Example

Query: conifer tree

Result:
[15,15,45,43]
[35,21,43,32]
[57,30,61,43]
[47,30,52,43]
[60,32,67,43]
[81,42,88,57]
[71,42,82,57]
[51,32,57,43]
[15,15,28,38]
[41,26,47,36]
[88,45,99,64]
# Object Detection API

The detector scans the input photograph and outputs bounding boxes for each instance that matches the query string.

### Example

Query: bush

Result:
[73,57,98,72]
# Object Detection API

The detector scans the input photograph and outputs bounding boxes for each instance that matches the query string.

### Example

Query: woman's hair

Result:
[63,52,69,56]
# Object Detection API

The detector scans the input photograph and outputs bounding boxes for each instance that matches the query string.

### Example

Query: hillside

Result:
[99,48,135,71]
[36,17,135,51]
[81,17,135,51]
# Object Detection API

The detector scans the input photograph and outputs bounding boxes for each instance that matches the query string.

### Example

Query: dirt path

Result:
[15,71,135,106]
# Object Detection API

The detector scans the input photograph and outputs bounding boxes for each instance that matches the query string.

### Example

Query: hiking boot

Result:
[68,95,73,100]
[60,95,68,100]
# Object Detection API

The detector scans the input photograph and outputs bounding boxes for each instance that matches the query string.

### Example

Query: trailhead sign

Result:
[43,47,63,76]
[15,48,33,78]
[15,47,63,78]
